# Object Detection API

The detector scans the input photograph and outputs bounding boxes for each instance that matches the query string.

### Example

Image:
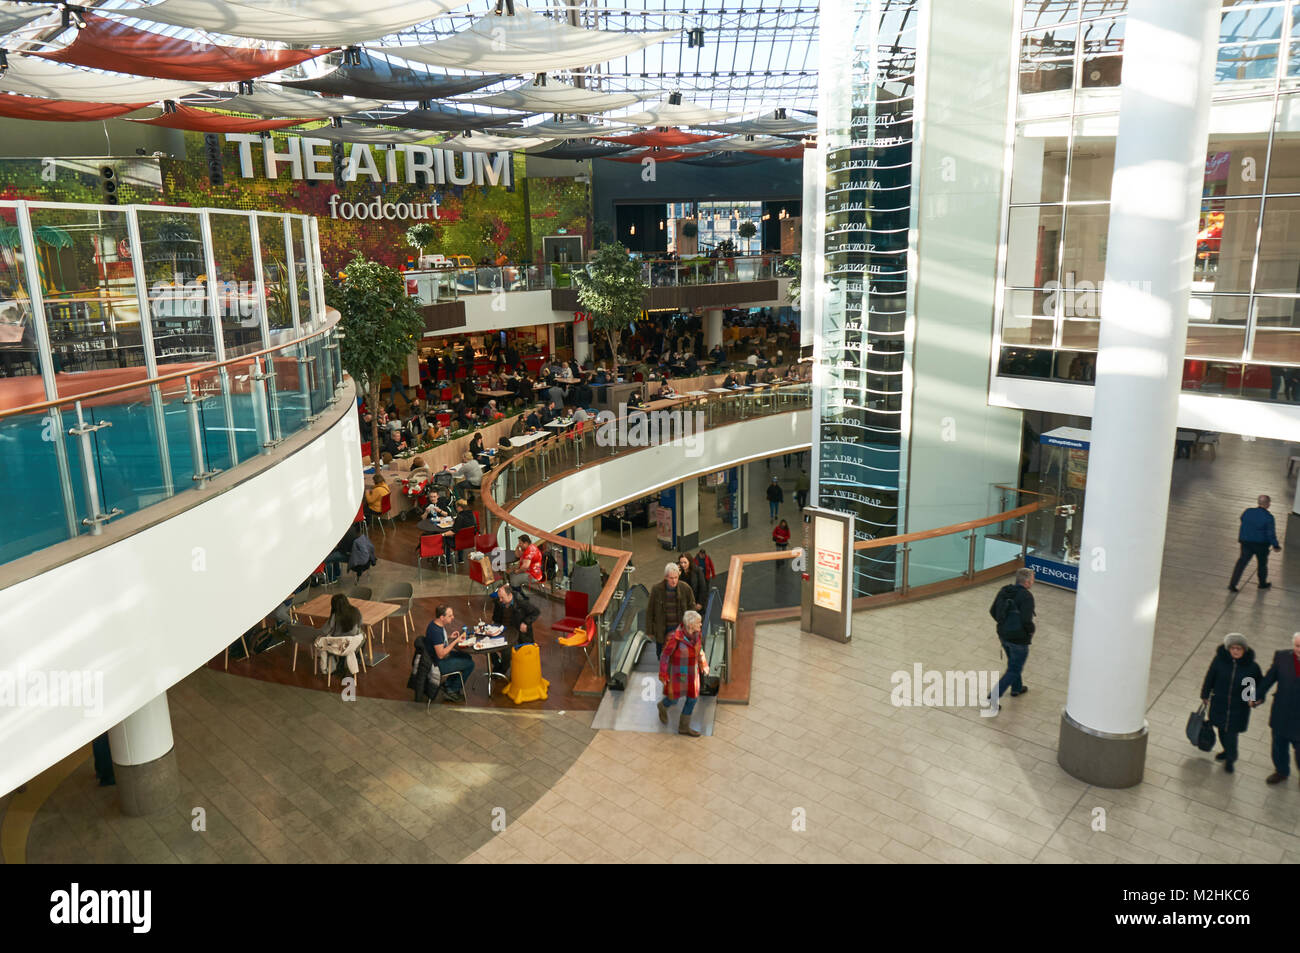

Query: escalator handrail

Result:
[605,583,650,676]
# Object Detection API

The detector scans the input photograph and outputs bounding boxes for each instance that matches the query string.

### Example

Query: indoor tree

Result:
[572,242,643,375]
[326,253,424,463]
[405,222,437,263]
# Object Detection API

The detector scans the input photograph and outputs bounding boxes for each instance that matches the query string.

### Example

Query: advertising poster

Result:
[814,515,845,610]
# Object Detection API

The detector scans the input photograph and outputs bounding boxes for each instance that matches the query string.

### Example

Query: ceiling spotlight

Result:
[238,80,254,95]
[687,27,705,48]
[343,46,362,67]
[0,50,7,75]
[61,5,86,29]
[668,91,682,105]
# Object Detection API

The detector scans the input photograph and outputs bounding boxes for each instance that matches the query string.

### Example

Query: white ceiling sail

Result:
[702,114,818,136]
[203,85,392,117]
[438,131,552,152]
[616,99,739,126]
[491,118,631,139]
[0,1,57,37]
[463,78,643,114]
[289,122,438,144]
[379,7,677,72]
[114,0,468,45]
[685,135,796,152]
[0,56,208,104]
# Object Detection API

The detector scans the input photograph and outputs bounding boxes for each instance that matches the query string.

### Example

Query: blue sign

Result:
[1025,553,1078,591]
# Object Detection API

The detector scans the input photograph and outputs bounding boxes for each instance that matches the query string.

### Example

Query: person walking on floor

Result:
[795,469,810,510]
[989,567,1036,700]
[1257,631,1300,785]
[646,562,694,661]
[766,476,784,522]
[1199,632,1263,773]
[772,519,791,550]
[657,610,710,737]
[1229,494,1281,592]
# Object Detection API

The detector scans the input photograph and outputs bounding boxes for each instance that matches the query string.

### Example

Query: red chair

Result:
[374,493,393,536]
[552,590,590,636]
[468,555,501,613]
[360,441,372,460]
[557,615,598,674]
[475,533,495,555]
[436,412,451,427]
[452,526,477,566]
[354,504,366,525]
[417,535,449,580]
[440,388,453,401]
[633,371,644,382]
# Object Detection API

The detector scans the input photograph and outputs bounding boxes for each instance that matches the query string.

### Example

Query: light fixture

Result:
[659,220,664,230]
[0,50,8,76]
[629,225,635,235]
[687,27,705,48]
[62,4,86,30]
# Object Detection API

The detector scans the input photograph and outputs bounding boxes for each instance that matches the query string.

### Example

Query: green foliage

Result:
[680,219,698,238]
[593,220,615,246]
[736,221,757,239]
[326,253,424,461]
[405,222,437,252]
[780,256,801,304]
[572,243,643,372]
[576,543,598,567]
[715,238,736,257]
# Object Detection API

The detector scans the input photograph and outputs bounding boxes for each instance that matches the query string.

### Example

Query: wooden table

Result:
[479,389,513,399]
[296,595,399,666]
[509,431,547,448]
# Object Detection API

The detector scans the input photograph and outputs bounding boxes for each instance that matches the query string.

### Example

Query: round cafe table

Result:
[459,624,514,696]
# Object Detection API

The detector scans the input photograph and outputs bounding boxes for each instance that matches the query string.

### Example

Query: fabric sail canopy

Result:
[379,7,677,72]
[280,50,512,101]
[32,13,333,83]
[206,85,391,117]
[115,0,466,45]
[464,78,642,114]
[0,1,57,36]
[492,118,630,140]
[290,122,438,144]
[526,139,632,159]
[702,114,818,136]
[602,148,691,163]
[602,129,720,147]
[0,94,150,122]
[682,135,796,152]
[615,100,739,126]
[0,56,209,104]
[129,103,305,132]
[362,104,531,132]
[437,132,552,152]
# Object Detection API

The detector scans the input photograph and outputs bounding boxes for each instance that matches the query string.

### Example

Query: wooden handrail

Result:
[853,500,1042,551]
[720,548,802,623]
[0,309,342,420]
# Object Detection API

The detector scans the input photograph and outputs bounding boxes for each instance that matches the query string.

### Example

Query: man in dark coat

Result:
[1258,632,1300,785]
[646,562,695,661]
[1199,632,1264,773]
[989,567,1036,700]
[1229,494,1282,591]
[490,585,540,677]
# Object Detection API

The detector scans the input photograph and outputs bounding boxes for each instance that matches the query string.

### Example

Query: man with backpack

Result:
[989,567,1037,700]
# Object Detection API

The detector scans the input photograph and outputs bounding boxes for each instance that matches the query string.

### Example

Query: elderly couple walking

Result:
[647,561,710,737]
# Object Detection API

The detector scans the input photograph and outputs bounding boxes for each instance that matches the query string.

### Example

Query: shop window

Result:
[1080,16,1123,88]
[1061,203,1109,286]
[1006,205,1063,289]
[1011,122,1068,204]
[1022,1,1077,31]
[1204,134,1267,198]
[1060,319,1099,350]
[1251,296,1300,362]
[1243,362,1300,400]
[1001,289,1056,345]
[1052,349,1096,382]
[998,346,1054,379]
[1020,25,1077,94]
[1256,197,1300,293]
[1067,115,1117,200]
[1186,322,1248,360]
[1194,198,1260,292]
[1181,359,1245,396]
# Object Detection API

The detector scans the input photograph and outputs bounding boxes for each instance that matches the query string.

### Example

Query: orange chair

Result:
[557,615,598,674]
[417,535,450,580]
[552,590,590,635]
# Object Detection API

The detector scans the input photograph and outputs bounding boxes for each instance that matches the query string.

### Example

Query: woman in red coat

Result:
[772,519,791,549]
[657,611,709,737]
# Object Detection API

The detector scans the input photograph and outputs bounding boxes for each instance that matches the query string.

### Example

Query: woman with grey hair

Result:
[646,561,695,661]
[1200,631,1264,773]
[658,609,709,737]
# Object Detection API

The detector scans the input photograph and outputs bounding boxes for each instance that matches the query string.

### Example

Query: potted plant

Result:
[406,222,437,266]
[737,221,757,242]
[569,543,602,609]
[681,220,698,238]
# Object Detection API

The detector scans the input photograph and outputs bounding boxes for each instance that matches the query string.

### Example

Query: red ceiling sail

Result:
[131,103,307,132]
[0,94,150,121]
[602,148,693,163]
[34,12,334,82]
[752,145,807,158]
[601,130,721,147]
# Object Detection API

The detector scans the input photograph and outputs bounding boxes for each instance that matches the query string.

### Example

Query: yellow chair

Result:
[503,643,549,704]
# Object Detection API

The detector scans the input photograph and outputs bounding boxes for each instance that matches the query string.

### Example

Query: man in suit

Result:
[1258,631,1300,785]
[1229,494,1282,592]
[425,604,474,702]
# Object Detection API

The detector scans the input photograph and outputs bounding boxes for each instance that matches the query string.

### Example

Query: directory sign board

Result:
[802,506,853,642]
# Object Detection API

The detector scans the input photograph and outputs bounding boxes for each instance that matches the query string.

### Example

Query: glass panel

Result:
[1022,1,1076,30]
[1006,205,1062,289]
[906,535,969,589]
[1079,1,1126,19]
[206,211,264,358]
[30,206,148,396]
[0,406,75,563]
[1061,203,1108,285]
[1218,43,1280,82]
[268,342,309,437]
[1244,361,1300,400]
[189,366,235,472]
[79,384,168,519]
[1256,196,1300,292]
[291,216,311,326]
[1252,296,1300,362]
[1205,136,1268,197]
[1060,320,1099,350]
[1195,198,1260,291]
[1181,359,1244,395]
[1053,348,1096,379]
[1187,322,1248,359]
[0,211,41,385]
[137,208,214,371]
[997,346,1054,379]
[1000,289,1055,345]
[1080,16,1123,87]
[258,214,293,333]
[225,356,263,462]
[1068,114,1117,200]
[1011,120,1068,203]
[1020,24,1077,95]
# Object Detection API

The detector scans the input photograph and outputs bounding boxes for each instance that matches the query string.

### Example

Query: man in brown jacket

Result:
[646,562,695,660]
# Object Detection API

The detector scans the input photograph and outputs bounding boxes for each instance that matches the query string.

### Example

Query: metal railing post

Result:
[900,542,910,595]
[966,532,977,579]
[1020,516,1030,558]
[68,401,121,534]
[184,378,220,488]
[250,356,275,451]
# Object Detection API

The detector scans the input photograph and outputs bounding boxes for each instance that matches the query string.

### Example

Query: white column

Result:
[406,352,419,391]
[108,693,174,766]
[574,319,590,363]
[1058,0,1219,787]
[107,692,180,815]
[800,142,822,350]
[704,308,724,349]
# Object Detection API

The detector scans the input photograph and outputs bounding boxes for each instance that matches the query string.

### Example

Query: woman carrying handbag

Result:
[1199,632,1264,773]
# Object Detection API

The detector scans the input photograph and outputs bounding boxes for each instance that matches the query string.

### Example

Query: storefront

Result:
[1023,425,1091,591]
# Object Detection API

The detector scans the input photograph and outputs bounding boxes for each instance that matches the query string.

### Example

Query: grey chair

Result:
[378,582,414,645]
[287,623,321,674]
[347,586,372,602]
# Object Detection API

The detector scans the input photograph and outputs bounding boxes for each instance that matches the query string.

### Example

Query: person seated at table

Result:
[657,382,677,399]
[316,592,366,672]
[571,405,589,427]
[684,352,699,375]
[440,499,478,564]
[483,399,503,421]
[593,365,609,387]
[510,413,528,437]
[459,451,484,489]
[452,400,476,430]
[324,523,361,584]
[422,490,452,521]
[380,429,405,457]
[746,351,760,367]
[709,344,726,364]
[524,404,543,430]
[490,585,540,676]
[627,391,645,410]
[509,535,544,589]
[496,434,516,464]
[424,421,448,444]
[745,366,758,386]
[567,358,581,380]
[547,383,566,411]
[364,474,390,523]
[468,432,485,458]
[722,371,739,388]
[426,604,473,702]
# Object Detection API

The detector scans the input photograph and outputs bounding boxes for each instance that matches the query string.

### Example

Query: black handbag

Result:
[1186,703,1216,751]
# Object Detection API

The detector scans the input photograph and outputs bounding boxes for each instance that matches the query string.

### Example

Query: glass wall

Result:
[998,0,1300,403]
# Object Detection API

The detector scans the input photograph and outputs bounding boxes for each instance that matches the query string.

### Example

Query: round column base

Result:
[113,748,180,816]
[1057,710,1148,788]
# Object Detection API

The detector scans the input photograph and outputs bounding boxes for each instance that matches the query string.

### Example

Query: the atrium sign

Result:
[223,134,514,189]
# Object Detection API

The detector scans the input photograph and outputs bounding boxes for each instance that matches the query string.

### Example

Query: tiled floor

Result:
[16,436,1300,863]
